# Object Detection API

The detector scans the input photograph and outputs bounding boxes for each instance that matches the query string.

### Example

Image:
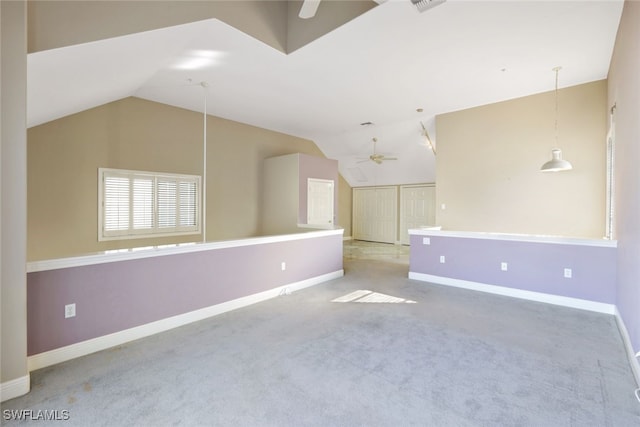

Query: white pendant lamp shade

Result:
[541,148,572,172]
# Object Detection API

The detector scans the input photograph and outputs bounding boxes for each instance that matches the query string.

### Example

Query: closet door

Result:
[352,186,397,244]
[307,178,334,226]
[399,184,435,245]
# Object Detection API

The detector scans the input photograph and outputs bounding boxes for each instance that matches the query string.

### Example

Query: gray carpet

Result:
[3,258,639,426]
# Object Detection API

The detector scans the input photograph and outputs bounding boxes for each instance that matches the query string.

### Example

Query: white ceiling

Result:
[27,0,624,187]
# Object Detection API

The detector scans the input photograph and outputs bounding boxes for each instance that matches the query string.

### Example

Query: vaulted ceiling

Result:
[27,0,623,187]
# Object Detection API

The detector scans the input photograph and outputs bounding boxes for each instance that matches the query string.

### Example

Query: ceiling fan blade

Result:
[359,137,398,164]
[299,0,321,19]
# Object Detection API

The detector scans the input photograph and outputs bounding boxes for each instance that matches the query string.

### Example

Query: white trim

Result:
[0,374,30,403]
[343,235,353,241]
[408,228,617,248]
[27,269,343,371]
[297,223,334,230]
[605,106,616,240]
[614,306,640,387]
[399,183,436,189]
[27,228,344,273]
[408,272,616,314]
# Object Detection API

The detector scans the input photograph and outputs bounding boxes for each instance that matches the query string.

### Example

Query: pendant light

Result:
[541,66,573,172]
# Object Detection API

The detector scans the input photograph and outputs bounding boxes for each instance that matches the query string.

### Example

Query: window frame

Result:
[98,168,201,242]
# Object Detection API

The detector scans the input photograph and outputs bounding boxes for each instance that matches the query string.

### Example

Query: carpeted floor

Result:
[3,256,639,426]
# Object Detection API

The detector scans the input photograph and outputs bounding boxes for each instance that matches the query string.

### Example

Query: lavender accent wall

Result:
[409,234,616,304]
[298,153,339,225]
[609,1,640,352]
[27,233,343,355]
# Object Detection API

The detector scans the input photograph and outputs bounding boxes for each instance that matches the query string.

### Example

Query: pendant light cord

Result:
[202,82,208,243]
[554,66,561,147]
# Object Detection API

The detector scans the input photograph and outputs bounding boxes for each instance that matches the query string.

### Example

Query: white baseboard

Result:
[0,374,30,403]
[343,236,352,241]
[408,272,616,315]
[614,306,640,387]
[28,270,344,372]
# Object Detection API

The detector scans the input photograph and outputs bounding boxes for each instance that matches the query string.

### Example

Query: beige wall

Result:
[436,80,607,238]
[28,0,375,55]
[1,0,29,392]
[28,1,289,53]
[608,0,640,350]
[286,0,376,53]
[28,97,350,260]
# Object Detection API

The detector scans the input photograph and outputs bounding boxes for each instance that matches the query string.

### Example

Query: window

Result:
[99,168,201,241]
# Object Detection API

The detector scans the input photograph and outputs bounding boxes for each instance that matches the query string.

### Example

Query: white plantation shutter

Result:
[179,181,197,227]
[99,168,200,240]
[157,179,177,228]
[133,178,153,230]
[104,176,130,232]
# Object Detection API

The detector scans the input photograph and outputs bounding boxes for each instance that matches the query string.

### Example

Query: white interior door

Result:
[352,186,397,244]
[400,184,435,245]
[307,178,334,226]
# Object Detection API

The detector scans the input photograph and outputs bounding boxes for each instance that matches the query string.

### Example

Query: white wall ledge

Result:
[408,228,616,248]
[27,228,344,273]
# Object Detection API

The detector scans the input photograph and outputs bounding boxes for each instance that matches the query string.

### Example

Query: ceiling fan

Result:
[359,138,398,164]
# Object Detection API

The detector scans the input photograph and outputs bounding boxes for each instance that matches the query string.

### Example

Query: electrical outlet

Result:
[439,255,445,264]
[564,268,572,278]
[65,303,76,319]
[423,237,431,245]
[501,262,508,271]
[281,262,286,271]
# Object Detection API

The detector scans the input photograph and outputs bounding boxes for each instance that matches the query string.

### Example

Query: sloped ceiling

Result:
[27,0,624,187]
